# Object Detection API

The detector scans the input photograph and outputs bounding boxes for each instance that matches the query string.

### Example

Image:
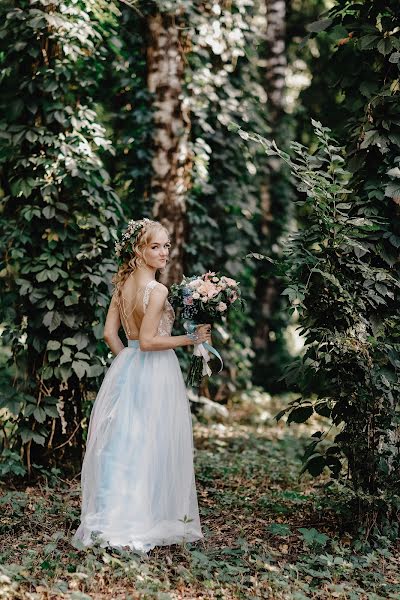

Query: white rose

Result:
[217,301,227,312]
[189,279,201,288]
[192,292,200,299]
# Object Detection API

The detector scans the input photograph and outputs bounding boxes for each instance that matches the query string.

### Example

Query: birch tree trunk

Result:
[147,12,191,286]
[263,0,287,123]
[253,0,287,363]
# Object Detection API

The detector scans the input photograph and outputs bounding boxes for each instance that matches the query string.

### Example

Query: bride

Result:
[73,218,211,552]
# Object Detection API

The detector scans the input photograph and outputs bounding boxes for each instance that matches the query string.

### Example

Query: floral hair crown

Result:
[114,218,151,264]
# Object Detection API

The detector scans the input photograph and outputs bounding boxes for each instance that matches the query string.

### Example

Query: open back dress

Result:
[73,280,203,552]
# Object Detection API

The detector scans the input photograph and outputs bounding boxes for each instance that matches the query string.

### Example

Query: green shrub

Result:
[234,119,400,531]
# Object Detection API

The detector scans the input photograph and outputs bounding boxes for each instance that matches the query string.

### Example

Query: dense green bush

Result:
[237,118,400,531]
[0,0,122,474]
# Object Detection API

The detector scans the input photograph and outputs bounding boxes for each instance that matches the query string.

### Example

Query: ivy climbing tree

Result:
[101,0,293,393]
[0,0,122,475]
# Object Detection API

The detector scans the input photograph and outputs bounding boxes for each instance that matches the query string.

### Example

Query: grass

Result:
[1,390,399,599]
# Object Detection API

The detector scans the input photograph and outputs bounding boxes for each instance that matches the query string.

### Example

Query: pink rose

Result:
[198,280,219,298]
[217,301,227,312]
[204,271,216,280]
[222,276,237,287]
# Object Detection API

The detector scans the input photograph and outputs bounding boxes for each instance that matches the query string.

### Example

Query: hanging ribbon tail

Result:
[193,341,224,377]
[193,343,212,377]
[203,341,224,374]
[184,321,224,383]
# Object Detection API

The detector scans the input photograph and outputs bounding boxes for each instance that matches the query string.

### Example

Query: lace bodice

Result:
[143,280,175,337]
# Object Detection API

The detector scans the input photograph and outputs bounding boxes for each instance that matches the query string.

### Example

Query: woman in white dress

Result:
[73,218,211,552]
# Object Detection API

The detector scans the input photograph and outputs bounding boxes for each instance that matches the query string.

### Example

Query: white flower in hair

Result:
[115,217,152,259]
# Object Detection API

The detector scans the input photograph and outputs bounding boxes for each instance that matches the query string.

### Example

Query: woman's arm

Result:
[103,294,125,356]
[139,284,211,352]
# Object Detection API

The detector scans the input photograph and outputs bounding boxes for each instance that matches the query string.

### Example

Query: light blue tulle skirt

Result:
[73,340,203,552]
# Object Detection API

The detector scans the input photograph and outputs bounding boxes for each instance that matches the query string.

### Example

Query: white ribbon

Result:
[193,342,213,377]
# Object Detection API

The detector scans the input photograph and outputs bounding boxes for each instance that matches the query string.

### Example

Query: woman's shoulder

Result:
[144,280,169,306]
[151,281,169,298]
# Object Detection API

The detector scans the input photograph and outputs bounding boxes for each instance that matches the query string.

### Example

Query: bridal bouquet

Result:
[169,272,242,387]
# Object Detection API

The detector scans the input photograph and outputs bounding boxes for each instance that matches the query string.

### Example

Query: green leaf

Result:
[47,350,60,363]
[74,351,90,360]
[246,252,274,263]
[72,361,87,379]
[385,181,400,198]
[43,311,61,332]
[387,167,400,178]
[19,428,33,444]
[93,322,104,340]
[70,592,93,600]
[43,205,56,219]
[43,79,59,93]
[32,430,46,445]
[298,527,330,548]
[33,407,46,423]
[57,365,72,381]
[377,37,395,56]
[315,402,331,417]
[306,18,333,33]
[25,130,37,143]
[267,523,292,537]
[87,364,104,377]
[36,269,50,282]
[358,34,380,50]
[44,404,60,418]
[46,340,61,351]
[301,453,326,477]
[274,408,288,422]
[287,405,313,424]
[64,291,79,306]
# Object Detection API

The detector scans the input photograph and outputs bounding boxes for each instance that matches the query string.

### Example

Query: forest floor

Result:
[1,391,400,600]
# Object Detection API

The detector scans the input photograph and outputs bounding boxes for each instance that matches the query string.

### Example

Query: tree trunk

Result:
[253,0,287,361]
[263,0,287,123]
[146,12,191,286]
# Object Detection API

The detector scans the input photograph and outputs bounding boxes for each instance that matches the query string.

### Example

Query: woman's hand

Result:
[193,324,212,345]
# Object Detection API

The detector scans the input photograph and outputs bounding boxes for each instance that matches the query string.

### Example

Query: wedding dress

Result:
[73,280,203,552]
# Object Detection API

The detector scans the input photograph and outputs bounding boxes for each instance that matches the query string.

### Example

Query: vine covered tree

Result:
[0,0,122,474]
[146,6,191,286]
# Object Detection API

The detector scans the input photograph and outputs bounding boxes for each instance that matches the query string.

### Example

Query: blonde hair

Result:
[111,219,169,303]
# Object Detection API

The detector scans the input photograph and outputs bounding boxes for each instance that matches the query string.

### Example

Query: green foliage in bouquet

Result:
[0,0,122,474]
[233,118,400,532]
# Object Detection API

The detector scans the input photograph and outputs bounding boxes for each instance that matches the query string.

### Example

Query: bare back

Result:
[117,275,151,339]
[117,275,175,340]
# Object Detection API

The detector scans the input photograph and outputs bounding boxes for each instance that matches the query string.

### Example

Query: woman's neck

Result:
[137,264,157,280]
